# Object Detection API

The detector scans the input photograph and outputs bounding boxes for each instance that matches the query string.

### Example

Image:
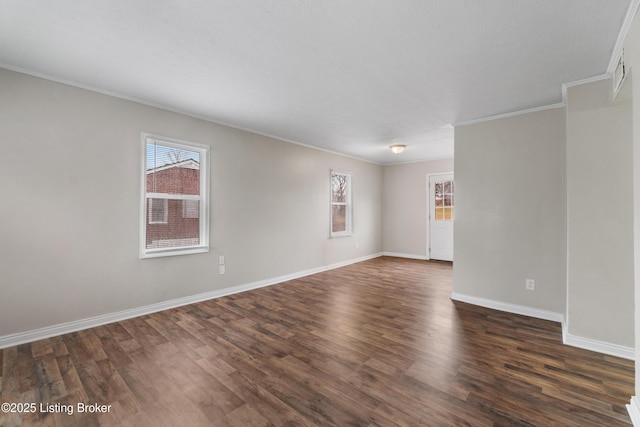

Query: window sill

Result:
[140,245,209,259]
[330,233,353,238]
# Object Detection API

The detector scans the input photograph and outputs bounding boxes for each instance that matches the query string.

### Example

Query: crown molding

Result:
[0,63,381,166]
[607,0,640,74]
[454,1,638,128]
[454,103,565,127]
[561,73,611,103]
[384,154,454,166]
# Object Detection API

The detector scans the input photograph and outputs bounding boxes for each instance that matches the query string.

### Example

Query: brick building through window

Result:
[145,158,201,248]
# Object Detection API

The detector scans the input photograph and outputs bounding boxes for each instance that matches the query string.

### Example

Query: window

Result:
[141,133,209,258]
[434,179,454,221]
[330,170,352,237]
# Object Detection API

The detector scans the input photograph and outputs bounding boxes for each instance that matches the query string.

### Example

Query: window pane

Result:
[443,181,451,194]
[332,205,347,233]
[146,143,200,195]
[332,174,348,203]
[444,207,454,220]
[435,207,444,220]
[146,199,200,249]
[444,195,452,207]
[435,182,443,197]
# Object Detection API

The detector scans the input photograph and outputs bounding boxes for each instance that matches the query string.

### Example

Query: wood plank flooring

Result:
[0,257,634,426]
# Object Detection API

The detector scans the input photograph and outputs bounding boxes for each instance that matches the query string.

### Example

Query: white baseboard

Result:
[628,396,640,426]
[451,292,635,360]
[564,332,635,360]
[0,253,382,349]
[325,253,383,269]
[450,292,565,323]
[382,252,428,260]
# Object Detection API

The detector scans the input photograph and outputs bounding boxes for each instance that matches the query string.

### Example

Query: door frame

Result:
[426,172,454,261]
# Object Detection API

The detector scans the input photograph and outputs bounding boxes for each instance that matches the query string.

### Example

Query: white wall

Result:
[453,108,567,315]
[454,77,636,354]
[0,68,382,338]
[382,159,454,258]
[622,4,640,405]
[566,77,634,348]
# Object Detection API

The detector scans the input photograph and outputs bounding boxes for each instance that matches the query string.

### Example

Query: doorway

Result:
[428,173,454,261]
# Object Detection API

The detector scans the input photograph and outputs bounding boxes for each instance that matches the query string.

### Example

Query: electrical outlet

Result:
[526,279,535,291]
[219,256,225,265]
[219,265,226,275]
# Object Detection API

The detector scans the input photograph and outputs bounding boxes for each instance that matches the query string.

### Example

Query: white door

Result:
[429,174,454,261]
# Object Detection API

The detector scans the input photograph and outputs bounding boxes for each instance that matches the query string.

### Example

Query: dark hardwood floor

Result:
[0,257,634,426]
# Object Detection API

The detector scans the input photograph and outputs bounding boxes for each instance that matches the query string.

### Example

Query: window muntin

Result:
[141,134,209,258]
[330,170,352,237]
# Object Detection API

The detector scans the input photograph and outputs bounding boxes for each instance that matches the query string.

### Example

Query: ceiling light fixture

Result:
[390,144,406,154]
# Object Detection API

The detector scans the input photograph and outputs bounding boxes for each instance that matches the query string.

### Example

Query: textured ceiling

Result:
[0,0,633,164]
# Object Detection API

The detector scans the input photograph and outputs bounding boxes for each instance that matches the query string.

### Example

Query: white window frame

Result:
[330,169,353,237]
[140,133,210,258]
